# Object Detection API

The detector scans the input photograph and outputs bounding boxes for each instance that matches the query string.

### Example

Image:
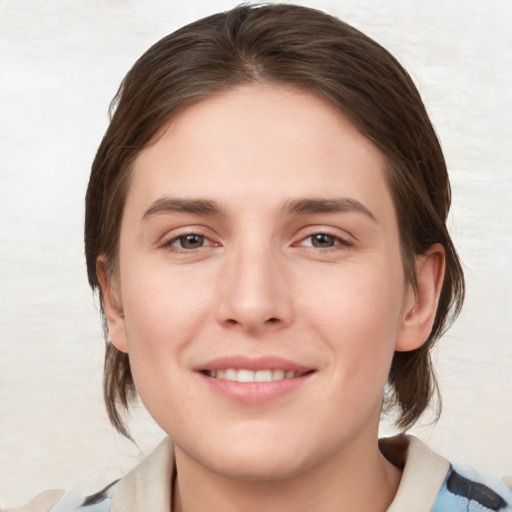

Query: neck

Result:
[172,435,401,512]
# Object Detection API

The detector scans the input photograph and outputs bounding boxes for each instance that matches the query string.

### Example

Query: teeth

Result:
[272,369,285,380]
[225,368,237,381]
[237,369,255,382]
[207,368,304,382]
[255,370,272,382]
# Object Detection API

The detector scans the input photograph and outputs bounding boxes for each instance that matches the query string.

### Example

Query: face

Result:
[102,84,427,481]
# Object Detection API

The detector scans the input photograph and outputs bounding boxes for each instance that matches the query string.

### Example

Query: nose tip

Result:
[216,252,294,334]
[221,299,290,334]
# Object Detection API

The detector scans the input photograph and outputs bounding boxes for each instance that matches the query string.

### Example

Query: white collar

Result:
[111,435,450,512]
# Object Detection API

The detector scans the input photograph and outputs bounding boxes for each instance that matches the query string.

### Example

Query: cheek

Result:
[305,259,404,327]
[121,258,211,337]
[301,259,405,373]
[117,262,213,398]
[118,267,209,426]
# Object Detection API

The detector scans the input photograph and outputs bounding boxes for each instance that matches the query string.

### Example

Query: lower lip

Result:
[198,372,313,404]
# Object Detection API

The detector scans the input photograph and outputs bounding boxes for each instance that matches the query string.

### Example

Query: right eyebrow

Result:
[141,197,227,222]
[281,197,377,222]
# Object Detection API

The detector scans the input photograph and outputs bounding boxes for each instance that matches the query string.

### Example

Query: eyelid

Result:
[293,226,354,248]
[159,226,221,251]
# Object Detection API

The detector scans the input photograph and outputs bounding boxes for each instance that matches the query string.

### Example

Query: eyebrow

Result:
[282,197,377,222]
[141,196,376,222]
[142,197,227,221]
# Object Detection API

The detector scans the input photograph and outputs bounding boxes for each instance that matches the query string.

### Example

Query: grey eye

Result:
[310,233,337,248]
[178,234,205,249]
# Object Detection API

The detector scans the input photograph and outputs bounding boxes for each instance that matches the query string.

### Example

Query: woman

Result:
[13,4,511,511]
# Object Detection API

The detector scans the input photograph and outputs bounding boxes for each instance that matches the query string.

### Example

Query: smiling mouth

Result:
[203,368,311,382]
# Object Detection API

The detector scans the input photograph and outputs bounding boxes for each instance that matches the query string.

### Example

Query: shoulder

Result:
[3,481,118,512]
[432,467,512,512]
[381,435,512,512]
[3,437,174,512]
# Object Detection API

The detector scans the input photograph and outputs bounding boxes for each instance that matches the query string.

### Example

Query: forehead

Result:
[127,84,394,220]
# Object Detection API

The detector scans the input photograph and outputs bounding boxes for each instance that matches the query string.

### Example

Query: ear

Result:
[395,244,445,352]
[96,256,129,353]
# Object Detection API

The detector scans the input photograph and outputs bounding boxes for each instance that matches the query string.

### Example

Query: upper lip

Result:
[195,355,314,373]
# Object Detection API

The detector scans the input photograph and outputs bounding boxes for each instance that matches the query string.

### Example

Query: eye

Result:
[308,233,338,248]
[173,233,206,249]
[162,232,218,252]
[301,233,349,249]
[300,232,350,249]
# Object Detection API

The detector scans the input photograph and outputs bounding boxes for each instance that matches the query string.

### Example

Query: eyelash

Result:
[161,231,218,252]
[295,231,353,250]
[160,229,352,253]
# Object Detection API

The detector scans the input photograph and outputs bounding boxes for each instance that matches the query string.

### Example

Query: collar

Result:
[383,436,450,511]
[111,435,450,512]
[111,436,175,512]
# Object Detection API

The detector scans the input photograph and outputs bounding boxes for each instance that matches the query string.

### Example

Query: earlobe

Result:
[395,244,445,352]
[96,256,129,353]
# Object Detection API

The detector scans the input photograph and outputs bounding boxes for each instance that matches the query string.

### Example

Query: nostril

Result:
[266,317,279,323]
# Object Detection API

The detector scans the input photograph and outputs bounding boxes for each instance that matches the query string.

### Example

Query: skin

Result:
[98,84,444,512]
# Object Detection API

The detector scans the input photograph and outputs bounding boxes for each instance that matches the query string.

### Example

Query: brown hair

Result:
[85,3,464,437]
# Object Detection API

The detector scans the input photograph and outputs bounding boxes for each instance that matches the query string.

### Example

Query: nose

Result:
[216,245,295,335]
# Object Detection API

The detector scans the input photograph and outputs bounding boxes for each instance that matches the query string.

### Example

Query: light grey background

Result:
[1,0,511,507]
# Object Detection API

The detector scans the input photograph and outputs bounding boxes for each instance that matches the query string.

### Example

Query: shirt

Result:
[7,436,512,512]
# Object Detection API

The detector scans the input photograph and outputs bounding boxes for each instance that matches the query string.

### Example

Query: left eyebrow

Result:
[281,197,377,222]
[141,197,228,222]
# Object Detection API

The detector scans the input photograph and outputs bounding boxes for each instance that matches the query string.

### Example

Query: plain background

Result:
[1,0,511,507]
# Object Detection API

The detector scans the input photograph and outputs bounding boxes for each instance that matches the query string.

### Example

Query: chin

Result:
[180,428,321,483]
[208,451,312,483]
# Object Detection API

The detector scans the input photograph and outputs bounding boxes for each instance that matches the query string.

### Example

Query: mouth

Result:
[202,368,311,382]
[196,356,316,403]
